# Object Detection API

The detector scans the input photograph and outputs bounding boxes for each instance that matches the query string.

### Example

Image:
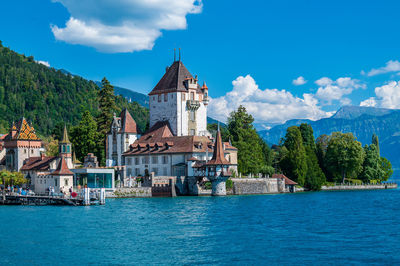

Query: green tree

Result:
[227,106,264,175]
[70,111,100,162]
[372,134,380,155]
[325,132,365,183]
[96,77,117,165]
[380,157,393,181]
[0,170,27,186]
[360,144,383,182]
[299,123,326,190]
[316,134,330,177]
[280,126,307,186]
[43,136,59,157]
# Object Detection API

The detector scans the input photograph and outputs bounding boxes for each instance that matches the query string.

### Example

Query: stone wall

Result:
[321,183,397,191]
[110,187,152,198]
[231,178,285,195]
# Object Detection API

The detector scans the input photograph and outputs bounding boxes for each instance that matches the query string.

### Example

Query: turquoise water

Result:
[1,187,400,265]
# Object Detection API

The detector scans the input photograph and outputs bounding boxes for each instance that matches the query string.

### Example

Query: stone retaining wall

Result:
[231,178,285,195]
[110,187,152,198]
[321,183,397,191]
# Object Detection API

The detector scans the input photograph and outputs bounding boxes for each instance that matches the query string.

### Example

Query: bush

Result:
[226,179,233,190]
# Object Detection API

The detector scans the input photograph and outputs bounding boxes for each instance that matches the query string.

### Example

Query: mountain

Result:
[0,42,148,135]
[94,81,149,107]
[259,106,400,170]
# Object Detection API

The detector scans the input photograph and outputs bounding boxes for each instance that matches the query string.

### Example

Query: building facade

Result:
[106,109,140,167]
[148,60,209,137]
[2,118,43,172]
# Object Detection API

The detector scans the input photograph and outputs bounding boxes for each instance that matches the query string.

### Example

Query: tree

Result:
[359,144,383,182]
[316,134,330,177]
[380,157,393,181]
[0,170,27,186]
[70,111,100,162]
[43,136,59,157]
[372,134,380,155]
[325,132,365,183]
[96,77,117,165]
[227,106,264,175]
[280,126,307,186]
[299,123,326,190]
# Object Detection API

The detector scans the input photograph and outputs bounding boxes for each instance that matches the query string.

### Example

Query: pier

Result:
[0,188,106,206]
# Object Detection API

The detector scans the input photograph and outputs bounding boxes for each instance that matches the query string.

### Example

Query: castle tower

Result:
[59,125,73,169]
[51,156,74,194]
[4,118,42,172]
[106,109,140,167]
[148,58,209,137]
[205,126,232,196]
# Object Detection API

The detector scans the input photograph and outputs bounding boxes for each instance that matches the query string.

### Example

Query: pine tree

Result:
[299,123,326,190]
[96,77,117,165]
[372,134,380,155]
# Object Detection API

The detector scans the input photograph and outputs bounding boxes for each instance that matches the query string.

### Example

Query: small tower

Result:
[204,126,231,196]
[59,125,73,169]
[52,156,74,194]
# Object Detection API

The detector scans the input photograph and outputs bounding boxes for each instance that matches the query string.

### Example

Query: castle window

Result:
[54,179,56,186]
[171,94,173,99]
[158,94,161,102]
[135,158,139,165]
[153,96,155,101]
[24,149,27,154]
[162,155,168,164]
[151,168,158,175]
[190,110,195,121]
[127,158,132,165]
[164,93,168,102]
[163,167,167,176]
[152,156,158,164]
[190,92,194,100]
[65,179,69,186]
[190,129,195,136]
[182,93,186,101]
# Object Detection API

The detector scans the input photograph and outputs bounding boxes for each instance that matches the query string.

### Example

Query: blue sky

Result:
[2,0,400,126]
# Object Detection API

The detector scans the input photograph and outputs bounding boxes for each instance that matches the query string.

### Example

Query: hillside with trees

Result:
[0,41,148,136]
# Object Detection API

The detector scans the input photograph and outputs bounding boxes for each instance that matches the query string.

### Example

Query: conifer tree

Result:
[96,77,117,165]
[372,134,380,155]
[299,123,326,190]
[280,126,307,186]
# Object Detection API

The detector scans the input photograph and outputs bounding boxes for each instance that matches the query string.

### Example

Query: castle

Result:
[106,58,238,188]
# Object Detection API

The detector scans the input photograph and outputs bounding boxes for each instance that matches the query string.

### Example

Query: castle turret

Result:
[205,125,231,196]
[59,125,73,168]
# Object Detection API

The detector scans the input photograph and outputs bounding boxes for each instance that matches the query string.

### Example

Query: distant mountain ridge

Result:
[259,106,400,170]
[94,81,149,107]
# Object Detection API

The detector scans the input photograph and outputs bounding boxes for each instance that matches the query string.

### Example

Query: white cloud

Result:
[315,77,364,104]
[292,76,307,86]
[367,60,400,76]
[36,60,50,67]
[208,75,330,124]
[51,0,202,53]
[360,81,400,109]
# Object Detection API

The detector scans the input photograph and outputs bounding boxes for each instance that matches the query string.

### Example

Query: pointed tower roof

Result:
[119,109,140,134]
[73,152,81,164]
[149,60,195,95]
[59,125,71,144]
[52,157,74,176]
[6,117,40,141]
[206,127,231,166]
[202,81,208,90]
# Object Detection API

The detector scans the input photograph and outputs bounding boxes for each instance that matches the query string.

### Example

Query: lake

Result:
[1,184,400,265]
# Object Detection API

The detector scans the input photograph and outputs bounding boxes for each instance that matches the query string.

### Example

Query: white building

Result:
[106,109,140,167]
[122,58,238,182]
[148,60,209,137]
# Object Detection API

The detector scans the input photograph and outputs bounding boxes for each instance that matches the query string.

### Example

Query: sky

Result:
[2,0,400,128]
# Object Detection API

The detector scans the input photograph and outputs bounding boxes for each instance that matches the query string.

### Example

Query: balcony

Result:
[186,100,200,110]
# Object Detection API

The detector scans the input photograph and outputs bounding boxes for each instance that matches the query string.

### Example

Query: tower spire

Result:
[60,124,70,144]
[174,48,176,62]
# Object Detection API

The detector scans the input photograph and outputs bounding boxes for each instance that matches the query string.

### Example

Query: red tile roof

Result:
[206,129,231,166]
[120,109,140,134]
[20,156,57,171]
[5,118,40,141]
[52,157,74,175]
[272,174,298,185]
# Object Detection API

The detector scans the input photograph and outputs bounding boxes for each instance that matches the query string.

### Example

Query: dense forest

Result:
[0,41,148,135]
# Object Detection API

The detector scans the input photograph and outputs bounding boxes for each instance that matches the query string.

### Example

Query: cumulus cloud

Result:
[292,76,307,86]
[51,0,202,53]
[315,77,365,105]
[208,75,330,124]
[360,81,400,109]
[366,60,400,77]
[36,60,50,67]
